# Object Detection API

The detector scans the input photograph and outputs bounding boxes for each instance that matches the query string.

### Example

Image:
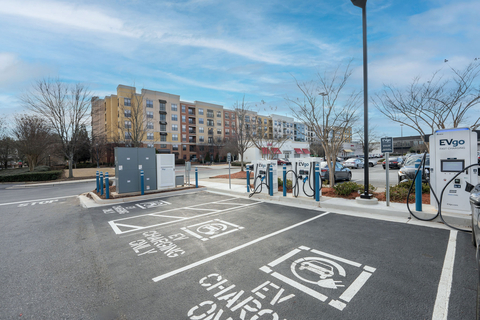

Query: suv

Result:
[398,154,429,183]
[382,157,403,169]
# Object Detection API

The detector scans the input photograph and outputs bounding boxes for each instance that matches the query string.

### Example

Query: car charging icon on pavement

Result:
[292,257,346,289]
[197,223,228,236]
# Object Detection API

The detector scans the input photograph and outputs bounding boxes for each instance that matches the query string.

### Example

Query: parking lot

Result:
[0,187,476,319]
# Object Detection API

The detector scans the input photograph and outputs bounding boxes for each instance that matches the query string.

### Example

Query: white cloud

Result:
[0,53,50,89]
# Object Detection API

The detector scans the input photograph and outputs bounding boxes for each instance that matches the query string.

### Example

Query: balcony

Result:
[188,119,196,126]
[207,113,214,118]
[188,129,196,135]
[208,130,214,135]
[159,120,167,125]
[188,109,195,115]
[189,137,196,143]
[159,110,167,114]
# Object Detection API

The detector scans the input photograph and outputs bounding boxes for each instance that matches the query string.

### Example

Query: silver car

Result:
[320,161,352,182]
[343,158,364,169]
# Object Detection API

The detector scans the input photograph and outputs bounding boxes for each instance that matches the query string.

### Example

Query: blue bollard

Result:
[246,167,250,193]
[96,171,99,192]
[315,163,320,202]
[140,170,144,195]
[283,164,286,197]
[100,172,104,196]
[269,165,273,196]
[415,159,422,211]
[105,172,109,199]
[195,167,198,188]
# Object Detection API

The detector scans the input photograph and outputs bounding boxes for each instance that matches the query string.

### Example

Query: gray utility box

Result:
[115,147,157,194]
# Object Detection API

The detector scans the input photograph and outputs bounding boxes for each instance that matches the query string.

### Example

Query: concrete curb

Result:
[8,178,97,189]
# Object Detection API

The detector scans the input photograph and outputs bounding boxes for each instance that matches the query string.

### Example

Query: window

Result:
[217,129,222,134]
[171,103,178,111]
[182,134,186,142]
[147,133,154,140]
[182,105,186,112]
[245,116,250,123]
[225,113,229,119]
[207,119,214,126]
[207,109,214,118]
[124,109,131,117]
[199,127,204,133]
[146,100,153,108]
[183,144,187,151]
[199,108,204,115]
[160,113,166,121]
[124,132,131,139]
[160,101,166,111]
[160,144,167,148]
[182,125,186,132]
[172,144,178,151]
[172,114,178,121]
[217,111,221,117]
[147,143,154,148]
[274,121,277,126]
[252,116,256,123]
[199,136,204,142]
[124,121,131,129]
[199,118,204,124]
[160,124,166,131]
[182,115,186,122]
[160,135,166,142]
[172,124,178,131]
[147,111,153,118]
[147,122,154,129]
[225,120,229,126]
[208,137,213,143]
[231,123,235,128]
[217,120,221,126]
[226,128,230,134]
[231,113,235,119]
[124,98,131,106]
[172,134,178,141]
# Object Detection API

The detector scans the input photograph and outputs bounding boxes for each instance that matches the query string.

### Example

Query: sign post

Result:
[381,137,393,206]
[227,153,231,189]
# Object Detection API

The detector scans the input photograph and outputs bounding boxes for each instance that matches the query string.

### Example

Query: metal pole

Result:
[140,170,144,195]
[360,4,371,199]
[315,163,320,202]
[229,161,231,189]
[283,164,287,197]
[246,167,250,193]
[100,172,104,196]
[195,167,198,188]
[269,165,273,196]
[105,172,109,199]
[96,171,99,192]
[386,153,390,206]
[415,160,422,211]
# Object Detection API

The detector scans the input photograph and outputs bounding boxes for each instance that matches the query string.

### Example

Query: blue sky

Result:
[0,0,479,138]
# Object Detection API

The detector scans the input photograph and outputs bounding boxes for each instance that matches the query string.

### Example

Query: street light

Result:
[400,124,403,137]
[351,0,371,199]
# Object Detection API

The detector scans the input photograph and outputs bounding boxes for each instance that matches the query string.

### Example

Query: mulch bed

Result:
[211,171,253,179]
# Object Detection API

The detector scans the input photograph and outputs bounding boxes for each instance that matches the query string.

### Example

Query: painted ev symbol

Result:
[292,257,346,289]
[197,223,228,235]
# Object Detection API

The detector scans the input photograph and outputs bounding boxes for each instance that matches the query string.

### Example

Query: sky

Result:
[0,0,479,139]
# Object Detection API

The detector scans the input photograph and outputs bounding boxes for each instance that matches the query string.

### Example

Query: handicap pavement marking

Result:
[181,219,244,241]
[260,245,376,311]
[108,198,259,235]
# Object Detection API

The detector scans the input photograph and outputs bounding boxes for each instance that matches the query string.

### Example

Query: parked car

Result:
[382,157,404,169]
[359,158,376,167]
[277,158,291,165]
[319,161,352,182]
[397,154,430,183]
[343,158,364,169]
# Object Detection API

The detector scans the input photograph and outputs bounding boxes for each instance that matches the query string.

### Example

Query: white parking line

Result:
[432,230,458,320]
[0,195,77,206]
[152,212,330,282]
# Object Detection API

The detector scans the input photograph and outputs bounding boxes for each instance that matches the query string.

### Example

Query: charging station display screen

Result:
[441,159,464,172]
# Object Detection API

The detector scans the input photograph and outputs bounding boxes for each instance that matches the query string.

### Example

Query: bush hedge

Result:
[333,182,360,196]
[0,170,63,182]
[231,161,251,167]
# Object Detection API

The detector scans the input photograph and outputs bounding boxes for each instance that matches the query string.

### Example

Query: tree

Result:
[12,114,52,171]
[0,136,16,169]
[309,140,324,157]
[285,62,361,187]
[372,61,480,151]
[353,125,380,155]
[233,96,254,171]
[21,78,92,178]
[118,87,149,147]
[91,133,107,168]
[74,125,91,164]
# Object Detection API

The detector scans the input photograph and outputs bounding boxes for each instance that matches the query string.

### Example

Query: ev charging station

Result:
[430,127,478,215]
[291,158,322,198]
[251,160,278,195]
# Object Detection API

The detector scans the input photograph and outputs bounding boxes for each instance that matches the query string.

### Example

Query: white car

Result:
[360,158,376,167]
[343,158,364,169]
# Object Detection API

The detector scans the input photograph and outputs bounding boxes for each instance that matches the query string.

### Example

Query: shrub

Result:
[396,181,429,193]
[389,184,413,202]
[34,166,51,172]
[231,161,251,167]
[333,181,360,196]
[0,170,63,182]
[357,183,377,194]
[278,178,293,189]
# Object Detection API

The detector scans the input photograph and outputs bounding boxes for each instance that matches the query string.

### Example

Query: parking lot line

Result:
[152,211,330,282]
[432,230,458,320]
[0,195,77,206]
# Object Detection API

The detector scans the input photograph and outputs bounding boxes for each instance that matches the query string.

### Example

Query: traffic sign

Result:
[381,137,393,153]
[227,153,231,163]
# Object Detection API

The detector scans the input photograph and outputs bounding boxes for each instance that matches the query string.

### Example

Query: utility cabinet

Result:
[157,154,175,188]
[115,147,157,193]
[137,148,157,191]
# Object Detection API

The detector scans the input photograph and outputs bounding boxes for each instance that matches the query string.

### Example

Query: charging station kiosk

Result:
[430,127,478,215]
[291,158,322,198]
[252,160,278,195]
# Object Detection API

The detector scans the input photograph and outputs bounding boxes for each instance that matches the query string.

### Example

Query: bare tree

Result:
[233,96,254,171]
[21,78,92,178]
[118,87,149,148]
[91,132,107,168]
[0,137,16,169]
[353,125,380,155]
[250,125,290,160]
[285,62,361,187]
[372,61,480,150]
[12,114,52,172]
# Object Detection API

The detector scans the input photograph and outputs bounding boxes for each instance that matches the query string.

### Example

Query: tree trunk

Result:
[240,153,244,172]
[68,153,73,178]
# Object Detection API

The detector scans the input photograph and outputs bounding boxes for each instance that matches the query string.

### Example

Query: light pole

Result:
[400,124,403,137]
[351,0,371,199]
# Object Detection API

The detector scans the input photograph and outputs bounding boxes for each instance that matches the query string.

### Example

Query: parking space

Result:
[83,191,475,319]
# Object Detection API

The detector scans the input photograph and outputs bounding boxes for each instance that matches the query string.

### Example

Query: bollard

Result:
[415,159,422,211]
[105,172,109,199]
[96,171,99,192]
[315,163,320,202]
[246,167,250,193]
[283,164,286,197]
[140,170,145,195]
[100,172,104,196]
[269,165,273,196]
[195,167,198,188]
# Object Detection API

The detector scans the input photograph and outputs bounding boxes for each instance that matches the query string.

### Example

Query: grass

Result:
[0,166,51,177]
